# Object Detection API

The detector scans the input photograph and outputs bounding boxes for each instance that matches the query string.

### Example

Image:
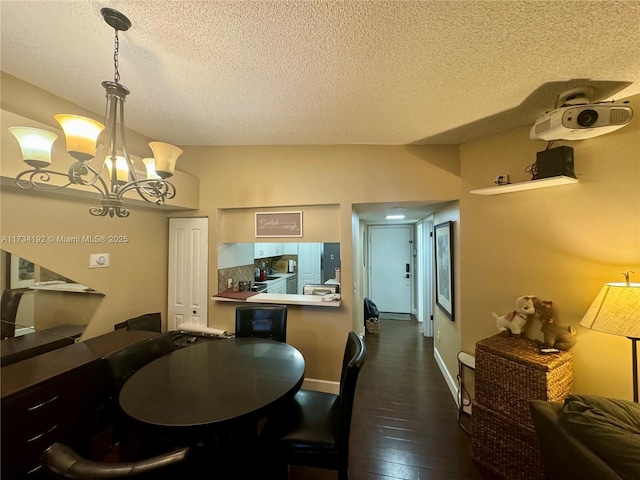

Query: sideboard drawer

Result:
[1,362,108,479]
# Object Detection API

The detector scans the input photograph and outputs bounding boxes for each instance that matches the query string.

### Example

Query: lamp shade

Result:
[105,156,130,184]
[54,114,105,162]
[148,142,182,179]
[8,127,58,168]
[580,282,640,338]
[142,158,161,179]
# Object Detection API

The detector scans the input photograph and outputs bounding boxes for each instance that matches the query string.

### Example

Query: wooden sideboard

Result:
[1,329,158,480]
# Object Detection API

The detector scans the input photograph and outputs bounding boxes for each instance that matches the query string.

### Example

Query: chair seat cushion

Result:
[262,390,339,458]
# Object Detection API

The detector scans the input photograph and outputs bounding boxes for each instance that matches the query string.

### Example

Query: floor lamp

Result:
[580,272,640,402]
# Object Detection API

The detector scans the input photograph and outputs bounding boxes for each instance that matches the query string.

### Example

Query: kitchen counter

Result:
[212,292,340,308]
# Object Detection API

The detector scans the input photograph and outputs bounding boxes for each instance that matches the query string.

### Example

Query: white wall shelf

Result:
[470,176,578,196]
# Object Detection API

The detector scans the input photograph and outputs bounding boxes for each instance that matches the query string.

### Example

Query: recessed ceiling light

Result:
[386,214,405,220]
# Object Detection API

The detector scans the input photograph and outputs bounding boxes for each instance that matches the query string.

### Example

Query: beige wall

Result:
[1,74,461,383]
[8,70,636,398]
[180,144,461,382]
[0,189,173,339]
[459,94,640,400]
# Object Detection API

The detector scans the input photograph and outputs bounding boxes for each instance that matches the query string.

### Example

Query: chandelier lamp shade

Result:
[8,8,183,218]
[580,272,640,402]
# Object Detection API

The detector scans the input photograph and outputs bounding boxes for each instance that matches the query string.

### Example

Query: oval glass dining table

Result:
[119,337,305,439]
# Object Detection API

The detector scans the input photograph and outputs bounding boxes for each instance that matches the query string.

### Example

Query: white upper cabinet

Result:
[269,243,284,257]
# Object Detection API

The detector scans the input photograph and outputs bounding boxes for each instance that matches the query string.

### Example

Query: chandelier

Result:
[8,8,182,218]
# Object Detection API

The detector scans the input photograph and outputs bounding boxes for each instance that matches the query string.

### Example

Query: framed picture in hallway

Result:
[434,221,454,320]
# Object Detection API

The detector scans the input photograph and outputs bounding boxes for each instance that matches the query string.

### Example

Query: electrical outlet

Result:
[437,330,441,342]
[227,278,233,289]
[495,174,510,185]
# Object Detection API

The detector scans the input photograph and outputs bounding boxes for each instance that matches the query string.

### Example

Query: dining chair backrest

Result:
[40,442,191,480]
[114,312,162,333]
[337,331,366,452]
[1,289,25,339]
[104,332,176,391]
[235,305,287,342]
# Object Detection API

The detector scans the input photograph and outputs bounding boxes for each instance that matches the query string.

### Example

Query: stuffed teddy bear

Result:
[492,295,537,338]
[533,300,577,351]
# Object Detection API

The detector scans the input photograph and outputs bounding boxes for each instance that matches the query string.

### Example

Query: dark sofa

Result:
[530,395,640,480]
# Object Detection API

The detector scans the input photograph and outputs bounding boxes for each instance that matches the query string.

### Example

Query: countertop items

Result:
[213,290,259,300]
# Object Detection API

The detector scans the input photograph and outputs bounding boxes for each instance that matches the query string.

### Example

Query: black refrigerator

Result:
[321,243,341,283]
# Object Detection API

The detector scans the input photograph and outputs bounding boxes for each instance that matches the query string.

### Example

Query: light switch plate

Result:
[89,253,109,268]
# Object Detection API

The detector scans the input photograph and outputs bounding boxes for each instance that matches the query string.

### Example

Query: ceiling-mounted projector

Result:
[530,103,633,141]
[530,87,633,141]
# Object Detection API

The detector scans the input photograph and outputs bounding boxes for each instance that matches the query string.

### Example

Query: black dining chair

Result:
[114,312,162,333]
[40,442,193,480]
[235,305,287,342]
[1,288,25,339]
[103,332,177,455]
[104,332,176,391]
[260,331,366,480]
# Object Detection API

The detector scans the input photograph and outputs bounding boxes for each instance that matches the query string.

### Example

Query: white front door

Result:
[168,217,208,330]
[369,225,413,313]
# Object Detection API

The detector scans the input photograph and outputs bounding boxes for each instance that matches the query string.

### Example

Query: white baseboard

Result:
[302,378,340,394]
[434,346,459,407]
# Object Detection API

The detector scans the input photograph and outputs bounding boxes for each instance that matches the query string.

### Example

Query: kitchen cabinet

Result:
[284,243,298,255]
[266,277,287,294]
[255,243,285,258]
[254,243,269,259]
[219,243,253,269]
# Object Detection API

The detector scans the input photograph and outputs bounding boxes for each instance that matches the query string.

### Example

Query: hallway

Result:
[292,317,500,480]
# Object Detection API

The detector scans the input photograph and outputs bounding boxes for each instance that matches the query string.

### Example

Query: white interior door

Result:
[369,225,412,313]
[168,217,208,330]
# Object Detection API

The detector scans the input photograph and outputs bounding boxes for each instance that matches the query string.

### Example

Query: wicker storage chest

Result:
[471,334,573,480]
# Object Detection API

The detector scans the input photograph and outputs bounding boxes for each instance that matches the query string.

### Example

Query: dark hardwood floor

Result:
[291,317,501,480]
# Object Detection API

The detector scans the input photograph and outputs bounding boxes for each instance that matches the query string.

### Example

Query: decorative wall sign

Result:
[434,221,454,320]
[255,211,303,237]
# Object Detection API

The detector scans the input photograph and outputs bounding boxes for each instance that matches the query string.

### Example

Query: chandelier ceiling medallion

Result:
[9,8,182,218]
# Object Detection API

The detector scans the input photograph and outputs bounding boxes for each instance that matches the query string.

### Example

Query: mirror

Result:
[217,243,340,295]
[1,250,104,366]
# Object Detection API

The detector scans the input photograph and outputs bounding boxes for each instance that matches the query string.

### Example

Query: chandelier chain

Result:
[113,30,120,84]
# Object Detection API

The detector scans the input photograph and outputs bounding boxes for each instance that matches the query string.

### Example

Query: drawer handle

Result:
[27,424,57,443]
[27,395,59,412]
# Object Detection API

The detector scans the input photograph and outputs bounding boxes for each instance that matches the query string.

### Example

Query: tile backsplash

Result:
[218,264,255,292]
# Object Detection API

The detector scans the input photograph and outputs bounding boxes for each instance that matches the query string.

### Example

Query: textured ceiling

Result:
[1,1,639,146]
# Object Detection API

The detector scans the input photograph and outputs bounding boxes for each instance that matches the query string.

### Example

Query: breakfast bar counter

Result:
[212,291,340,307]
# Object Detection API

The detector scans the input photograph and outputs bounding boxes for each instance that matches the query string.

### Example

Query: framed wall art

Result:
[255,211,303,238]
[434,221,454,320]
[9,253,35,288]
